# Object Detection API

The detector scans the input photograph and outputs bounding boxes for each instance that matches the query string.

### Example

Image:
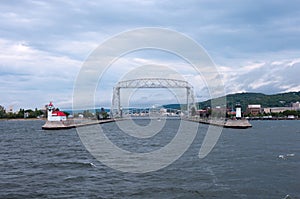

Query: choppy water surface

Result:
[0,119,299,198]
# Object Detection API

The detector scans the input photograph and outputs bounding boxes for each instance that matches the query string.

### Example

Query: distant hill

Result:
[164,91,300,111]
[199,91,300,111]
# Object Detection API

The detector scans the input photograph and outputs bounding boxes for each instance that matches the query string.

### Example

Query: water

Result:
[0,119,299,198]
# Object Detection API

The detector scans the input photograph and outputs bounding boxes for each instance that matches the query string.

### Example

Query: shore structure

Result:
[42,102,115,130]
[42,102,251,130]
[42,118,116,130]
[42,117,251,130]
[47,102,67,121]
[188,118,252,129]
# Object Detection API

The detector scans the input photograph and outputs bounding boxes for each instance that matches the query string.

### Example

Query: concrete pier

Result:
[42,119,116,130]
[224,119,252,129]
[42,117,252,130]
[188,118,252,129]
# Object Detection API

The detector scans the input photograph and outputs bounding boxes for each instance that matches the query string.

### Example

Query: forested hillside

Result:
[164,91,300,112]
[198,91,300,111]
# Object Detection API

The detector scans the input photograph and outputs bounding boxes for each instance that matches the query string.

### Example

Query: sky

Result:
[1,0,300,110]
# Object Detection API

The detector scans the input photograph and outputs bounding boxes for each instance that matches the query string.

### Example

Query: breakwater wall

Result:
[42,119,116,130]
[188,118,252,129]
[42,117,252,130]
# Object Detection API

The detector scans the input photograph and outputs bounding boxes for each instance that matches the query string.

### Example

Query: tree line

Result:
[0,105,44,119]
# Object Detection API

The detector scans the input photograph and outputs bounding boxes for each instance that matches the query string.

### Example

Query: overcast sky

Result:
[1,0,300,110]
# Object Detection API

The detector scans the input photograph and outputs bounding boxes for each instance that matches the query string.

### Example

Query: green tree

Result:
[282,110,298,117]
[190,106,196,116]
[63,111,70,117]
[16,109,25,118]
[97,108,108,119]
[83,110,94,118]
[0,105,6,118]
[33,108,44,118]
[6,112,16,119]
[25,109,34,118]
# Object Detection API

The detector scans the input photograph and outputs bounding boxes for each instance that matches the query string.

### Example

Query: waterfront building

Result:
[292,101,300,110]
[262,102,300,114]
[8,105,13,113]
[246,104,261,116]
[263,107,293,114]
[47,102,67,121]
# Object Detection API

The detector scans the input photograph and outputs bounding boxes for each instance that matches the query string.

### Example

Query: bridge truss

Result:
[111,78,195,118]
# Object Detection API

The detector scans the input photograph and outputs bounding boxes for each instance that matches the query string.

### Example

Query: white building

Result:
[292,101,300,110]
[263,107,293,114]
[235,104,242,118]
[47,102,67,121]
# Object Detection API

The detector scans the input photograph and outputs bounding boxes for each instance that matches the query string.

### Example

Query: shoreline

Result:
[0,118,45,121]
[247,117,300,120]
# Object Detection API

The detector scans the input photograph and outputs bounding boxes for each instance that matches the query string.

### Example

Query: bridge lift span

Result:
[111,78,195,118]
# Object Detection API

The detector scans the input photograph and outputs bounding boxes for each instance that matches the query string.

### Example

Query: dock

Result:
[42,117,252,130]
[223,119,252,129]
[42,119,116,130]
[188,118,252,129]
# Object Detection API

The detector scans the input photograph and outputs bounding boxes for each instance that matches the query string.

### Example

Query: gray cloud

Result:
[0,0,300,109]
